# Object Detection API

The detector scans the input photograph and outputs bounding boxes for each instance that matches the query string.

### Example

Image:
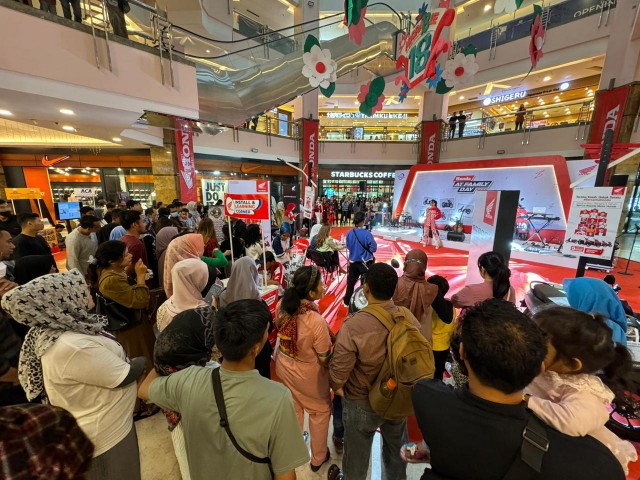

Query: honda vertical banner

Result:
[564,186,626,260]
[588,85,631,144]
[419,121,442,164]
[300,119,319,194]
[175,120,197,203]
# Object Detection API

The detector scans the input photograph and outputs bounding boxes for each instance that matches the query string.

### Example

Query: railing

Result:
[455,0,616,52]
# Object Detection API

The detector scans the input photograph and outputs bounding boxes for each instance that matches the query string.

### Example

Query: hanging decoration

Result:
[345,0,369,27]
[494,0,524,14]
[394,0,456,95]
[398,83,410,103]
[426,63,443,89]
[529,5,545,71]
[436,45,479,94]
[302,35,337,97]
[347,7,368,45]
[358,76,386,116]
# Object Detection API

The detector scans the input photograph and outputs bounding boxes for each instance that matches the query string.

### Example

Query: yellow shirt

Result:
[432,307,456,352]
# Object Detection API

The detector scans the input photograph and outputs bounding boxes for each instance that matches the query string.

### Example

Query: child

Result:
[426,275,456,381]
[179,208,194,233]
[526,306,637,474]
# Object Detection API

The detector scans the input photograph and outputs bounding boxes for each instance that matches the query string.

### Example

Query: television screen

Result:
[56,202,81,220]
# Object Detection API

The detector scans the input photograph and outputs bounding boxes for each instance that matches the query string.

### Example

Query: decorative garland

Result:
[436,45,479,94]
[494,0,524,14]
[529,5,545,71]
[302,35,337,97]
[358,76,385,116]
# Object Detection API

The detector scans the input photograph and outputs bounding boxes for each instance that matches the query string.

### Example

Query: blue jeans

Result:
[332,394,343,438]
[342,396,407,480]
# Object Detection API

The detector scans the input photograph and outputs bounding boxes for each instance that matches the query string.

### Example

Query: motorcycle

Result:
[523,281,640,441]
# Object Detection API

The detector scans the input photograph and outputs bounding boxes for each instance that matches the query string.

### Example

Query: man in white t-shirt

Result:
[65,215,101,277]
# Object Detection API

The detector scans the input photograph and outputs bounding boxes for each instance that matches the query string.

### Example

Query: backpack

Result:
[364,304,435,420]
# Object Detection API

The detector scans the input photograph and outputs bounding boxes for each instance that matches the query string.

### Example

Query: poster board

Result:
[564,186,626,260]
[5,188,42,200]
[201,179,228,206]
[227,180,272,249]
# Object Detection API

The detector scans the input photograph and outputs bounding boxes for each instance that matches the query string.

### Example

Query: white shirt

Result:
[42,332,136,456]
[65,228,98,277]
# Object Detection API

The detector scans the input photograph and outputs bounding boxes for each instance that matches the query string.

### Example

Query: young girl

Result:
[526,306,637,473]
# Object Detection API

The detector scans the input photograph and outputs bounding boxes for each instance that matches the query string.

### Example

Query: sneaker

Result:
[342,301,349,308]
[333,435,344,454]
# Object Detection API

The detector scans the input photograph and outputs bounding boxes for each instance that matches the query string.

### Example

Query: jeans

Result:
[458,123,465,138]
[448,124,456,138]
[40,0,56,13]
[60,0,81,21]
[343,261,370,305]
[332,394,344,438]
[342,396,407,480]
[433,349,449,381]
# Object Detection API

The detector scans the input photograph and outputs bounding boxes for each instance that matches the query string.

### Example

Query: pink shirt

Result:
[290,310,332,364]
[451,280,515,308]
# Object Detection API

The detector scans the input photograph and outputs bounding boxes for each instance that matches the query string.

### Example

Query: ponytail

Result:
[280,266,320,316]
[603,343,634,403]
[478,251,511,299]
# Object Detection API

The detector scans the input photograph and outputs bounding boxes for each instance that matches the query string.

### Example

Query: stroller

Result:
[523,281,640,441]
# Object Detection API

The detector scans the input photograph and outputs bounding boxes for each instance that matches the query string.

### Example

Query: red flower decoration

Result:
[348,7,367,45]
[529,14,545,69]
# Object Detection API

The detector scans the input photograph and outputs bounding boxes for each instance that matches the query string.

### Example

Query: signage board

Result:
[565,186,626,259]
[227,180,272,249]
[330,171,395,179]
[420,121,441,164]
[175,119,197,203]
[324,112,410,119]
[5,187,42,200]
[72,188,95,199]
[301,119,319,195]
[588,84,630,144]
[201,179,228,206]
[224,193,270,220]
[482,90,527,106]
[302,186,314,220]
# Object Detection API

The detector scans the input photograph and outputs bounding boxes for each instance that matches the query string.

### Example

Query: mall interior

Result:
[2,0,640,478]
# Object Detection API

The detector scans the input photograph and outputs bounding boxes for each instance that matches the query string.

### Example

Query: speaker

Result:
[447,231,466,242]
[359,181,367,192]
[609,174,628,187]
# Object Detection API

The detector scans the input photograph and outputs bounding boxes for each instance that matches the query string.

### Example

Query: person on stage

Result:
[422,200,443,249]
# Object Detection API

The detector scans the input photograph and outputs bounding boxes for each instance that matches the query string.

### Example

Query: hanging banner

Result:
[5,187,42,200]
[588,85,630,145]
[201,179,228,206]
[564,186,626,259]
[224,193,270,220]
[301,119,319,194]
[227,180,272,249]
[175,120,197,203]
[302,186,315,220]
[419,121,442,164]
[392,170,410,214]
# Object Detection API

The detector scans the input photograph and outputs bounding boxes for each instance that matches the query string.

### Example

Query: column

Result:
[150,129,180,205]
[293,0,320,121]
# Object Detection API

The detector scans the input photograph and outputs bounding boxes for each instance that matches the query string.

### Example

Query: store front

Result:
[318,111,420,141]
[446,75,600,137]
[319,167,405,199]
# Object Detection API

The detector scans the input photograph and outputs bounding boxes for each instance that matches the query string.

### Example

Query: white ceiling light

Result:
[560,82,569,90]
[213,170,221,175]
[59,109,75,115]
[205,49,210,53]
[62,125,76,132]
[0,109,12,116]
[459,95,465,100]
[484,4,492,11]
[543,76,551,82]
[112,137,122,142]
[483,98,491,106]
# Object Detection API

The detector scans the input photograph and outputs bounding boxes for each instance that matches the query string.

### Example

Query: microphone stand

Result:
[619,224,640,276]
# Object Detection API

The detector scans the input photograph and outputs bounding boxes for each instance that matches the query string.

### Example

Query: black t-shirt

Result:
[97,223,117,244]
[0,216,21,237]
[220,237,244,260]
[457,114,466,125]
[12,234,54,264]
[413,380,624,480]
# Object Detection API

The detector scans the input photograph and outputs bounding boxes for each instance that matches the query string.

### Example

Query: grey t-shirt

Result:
[149,366,309,479]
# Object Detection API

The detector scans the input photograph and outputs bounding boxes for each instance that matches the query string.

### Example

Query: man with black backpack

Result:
[342,211,377,308]
[330,263,434,480]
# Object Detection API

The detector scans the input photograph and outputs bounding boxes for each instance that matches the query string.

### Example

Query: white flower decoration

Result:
[441,53,480,89]
[494,0,518,14]
[302,45,336,88]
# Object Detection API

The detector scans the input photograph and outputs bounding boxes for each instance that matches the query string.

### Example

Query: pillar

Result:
[150,129,180,205]
[293,0,320,121]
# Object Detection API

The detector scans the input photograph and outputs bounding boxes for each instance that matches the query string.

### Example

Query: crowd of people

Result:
[0,194,636,480]
[307,195,392,228]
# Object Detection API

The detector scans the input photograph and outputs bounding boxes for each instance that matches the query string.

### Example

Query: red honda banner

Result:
[419,121,442,164]
[588,85,631,145]
[301,119,319,193]
[174,119,197,203]
[224,193,270,220]
[483,190,498,226]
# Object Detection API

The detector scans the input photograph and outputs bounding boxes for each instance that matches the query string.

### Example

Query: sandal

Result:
[133,402,160,422]
[310,450,330,472]
[327,464,343,480]
[332,435,344,454]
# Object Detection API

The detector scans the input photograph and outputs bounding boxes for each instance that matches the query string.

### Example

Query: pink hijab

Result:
[164,234,205,296]
[157,259,208,331]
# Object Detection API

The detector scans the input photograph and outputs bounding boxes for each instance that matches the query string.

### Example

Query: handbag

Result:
[211,368,274,478]
[95,292,143,332]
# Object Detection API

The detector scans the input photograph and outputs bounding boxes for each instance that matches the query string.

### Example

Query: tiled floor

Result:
[135,411,427,480]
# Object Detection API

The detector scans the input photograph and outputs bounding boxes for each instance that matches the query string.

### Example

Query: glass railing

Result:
[455,0,616,51]
[319,126,420,142]
[444,100,593,142]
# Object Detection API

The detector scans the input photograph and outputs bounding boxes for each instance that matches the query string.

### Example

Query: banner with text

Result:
[201,179,228,206]
[175,119,197,203]
[301,119,319,195]
[565,186,626,259]
[282,184,301,227]
[419,121,442,164]
[588,85,630,145]
[227,180,272,248]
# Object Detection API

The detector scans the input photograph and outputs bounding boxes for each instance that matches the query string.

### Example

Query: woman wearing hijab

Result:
[154,306,216,480]
[275,266,332,472]
[393,250,445,342]
[14,255,56,285]
[2,270,147,480]
[564,277,628,345]
[156,225,179,291]
[186,201,201,228]
[163,233,227,296]
[156,259,209,332]
[272,222,292,264]
[219,257,272,378]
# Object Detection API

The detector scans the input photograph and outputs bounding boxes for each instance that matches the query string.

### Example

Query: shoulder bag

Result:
[211,367,274,478]
[351,228,375,267]
[96,273,144,332]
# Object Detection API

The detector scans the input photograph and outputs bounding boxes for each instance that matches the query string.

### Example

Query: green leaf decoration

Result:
[348,0,369,26]
[533,4,543,16]
[359,102,373,117]
[515,0,524,9]
[304,34,321,54]
[320,82,336,98]
[461,44,478,56]
[435,78,452,94]
[369,76,386,97]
